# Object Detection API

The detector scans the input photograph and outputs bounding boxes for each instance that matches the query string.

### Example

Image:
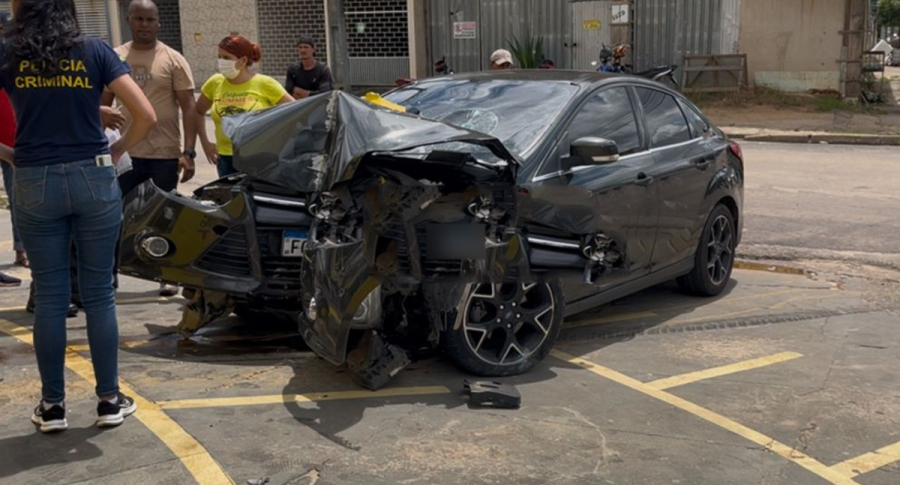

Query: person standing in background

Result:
[101,0,197,297]
[0,89,26,281]
[489,49,515,70]
[285,37,333,100]
[0,7,27,268]
[0,0,156,433]
[198,35,292,177]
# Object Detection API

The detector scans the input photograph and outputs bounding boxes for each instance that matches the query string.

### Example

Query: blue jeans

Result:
[14,160,123,402]
[217,154,237,178]
[2,161,24,252]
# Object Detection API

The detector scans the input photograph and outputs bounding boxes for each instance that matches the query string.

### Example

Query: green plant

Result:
[878,0,900,27]
[508,34,544,69]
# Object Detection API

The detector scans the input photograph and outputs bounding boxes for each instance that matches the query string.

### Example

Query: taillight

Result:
[729,141,743,161]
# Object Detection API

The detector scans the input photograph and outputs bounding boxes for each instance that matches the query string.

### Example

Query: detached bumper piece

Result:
[463,380,522,409]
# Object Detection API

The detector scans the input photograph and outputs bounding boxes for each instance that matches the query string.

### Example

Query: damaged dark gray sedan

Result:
[120,71,744,389]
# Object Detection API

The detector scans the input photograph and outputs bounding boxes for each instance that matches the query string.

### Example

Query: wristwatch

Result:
[183,149,197,159]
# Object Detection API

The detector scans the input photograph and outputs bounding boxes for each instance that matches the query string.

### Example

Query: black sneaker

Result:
[31,402,68,433]
[96,392,137,428]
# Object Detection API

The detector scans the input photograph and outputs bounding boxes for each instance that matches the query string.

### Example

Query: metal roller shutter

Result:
[75,0,111,42]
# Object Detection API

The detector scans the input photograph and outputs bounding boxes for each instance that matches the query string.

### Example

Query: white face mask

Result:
[217,59,240,80]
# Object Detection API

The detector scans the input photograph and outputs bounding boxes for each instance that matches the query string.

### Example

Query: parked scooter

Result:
[592,43,679,88]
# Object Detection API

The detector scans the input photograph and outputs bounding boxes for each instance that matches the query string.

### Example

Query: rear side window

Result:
[566,87,641,156]
[680,100,711,138]
[635,88,691,148]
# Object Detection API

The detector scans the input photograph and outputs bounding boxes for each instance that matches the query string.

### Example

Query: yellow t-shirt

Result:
[201,73,287,156]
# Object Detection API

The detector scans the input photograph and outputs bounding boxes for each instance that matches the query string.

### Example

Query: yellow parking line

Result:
[551,350,861,485]
[0,318,233,485]
[160,386,453,410]
[831,440,900,477]
[645,351,804,390]
[566,311,657,329]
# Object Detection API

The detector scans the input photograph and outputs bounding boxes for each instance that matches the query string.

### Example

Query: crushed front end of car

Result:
[220,92,533,388]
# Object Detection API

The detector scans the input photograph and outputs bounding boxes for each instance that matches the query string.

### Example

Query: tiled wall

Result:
[179,0,260,86]
[256,0,328,81]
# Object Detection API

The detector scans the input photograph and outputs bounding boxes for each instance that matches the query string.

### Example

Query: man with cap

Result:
[490,49,515,70]
[285,37,334,99]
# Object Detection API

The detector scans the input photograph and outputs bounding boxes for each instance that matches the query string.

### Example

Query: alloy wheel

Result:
[706,214,734,285]
[462,282,556,366]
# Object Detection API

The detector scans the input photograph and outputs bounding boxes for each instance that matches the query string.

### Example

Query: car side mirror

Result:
[564,137,620,170]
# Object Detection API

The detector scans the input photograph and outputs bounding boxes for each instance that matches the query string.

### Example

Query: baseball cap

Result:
[297,37,316,48]
[490,49,514,66]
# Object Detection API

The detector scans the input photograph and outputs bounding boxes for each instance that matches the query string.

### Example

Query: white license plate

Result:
[282,230,309,257]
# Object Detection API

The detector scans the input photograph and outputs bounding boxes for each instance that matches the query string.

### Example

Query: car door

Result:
[523,85,658,290]
[634,87,716,271]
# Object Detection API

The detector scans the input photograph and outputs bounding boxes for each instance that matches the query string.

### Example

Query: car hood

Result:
[222,91,519,193]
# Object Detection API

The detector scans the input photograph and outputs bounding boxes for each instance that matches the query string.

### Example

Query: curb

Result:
[725,131,900,146]
[733,259,806,276]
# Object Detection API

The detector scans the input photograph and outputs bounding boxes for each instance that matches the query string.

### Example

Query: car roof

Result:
[415,70,685,99]
[432,69,617,85]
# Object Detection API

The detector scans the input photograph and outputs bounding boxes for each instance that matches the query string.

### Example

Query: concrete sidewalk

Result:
[722,127,900,146]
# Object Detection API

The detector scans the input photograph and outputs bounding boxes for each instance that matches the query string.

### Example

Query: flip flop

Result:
[15,251,29,268]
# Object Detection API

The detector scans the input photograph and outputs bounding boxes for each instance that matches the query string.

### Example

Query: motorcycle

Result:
[595,43,628,73]
[592,43,680,89]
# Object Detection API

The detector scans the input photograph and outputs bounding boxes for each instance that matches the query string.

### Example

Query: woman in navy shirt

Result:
[0,0,156,433]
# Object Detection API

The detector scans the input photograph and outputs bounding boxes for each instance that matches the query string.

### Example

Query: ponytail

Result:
[219,35,262,66]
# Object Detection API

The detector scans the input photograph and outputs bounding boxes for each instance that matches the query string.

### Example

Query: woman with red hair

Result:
[197,35,292,177]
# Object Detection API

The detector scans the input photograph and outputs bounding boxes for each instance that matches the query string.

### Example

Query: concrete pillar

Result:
[326,0,351,90]
[108,0,123,46]
[407,0,429,79]
[842,0,867,99]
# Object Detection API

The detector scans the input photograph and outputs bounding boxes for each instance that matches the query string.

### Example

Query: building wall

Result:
[739,0,844,91]
[256,0,328,83]
[179,0,260,87]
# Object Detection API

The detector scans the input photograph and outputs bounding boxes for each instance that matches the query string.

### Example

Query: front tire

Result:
[442,281,564,377]
[678,204,736,296]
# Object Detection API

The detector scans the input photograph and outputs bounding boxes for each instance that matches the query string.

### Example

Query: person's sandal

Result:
[14,251,29,268]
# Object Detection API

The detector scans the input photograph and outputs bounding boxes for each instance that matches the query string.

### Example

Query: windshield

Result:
[384,79,579,158]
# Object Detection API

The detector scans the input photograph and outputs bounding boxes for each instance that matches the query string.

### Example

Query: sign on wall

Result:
[583,19,602,31]
[453,21,477,39]
[612,4,629,25]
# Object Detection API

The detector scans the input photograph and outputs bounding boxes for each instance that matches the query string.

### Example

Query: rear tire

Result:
[442,281,564,377]
[677,204,736,296]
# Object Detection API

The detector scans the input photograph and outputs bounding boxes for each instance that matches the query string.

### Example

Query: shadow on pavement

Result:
[0,426,104,479]
[113,278,750,449]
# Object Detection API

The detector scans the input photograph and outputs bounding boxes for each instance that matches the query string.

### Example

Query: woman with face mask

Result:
[197,35,292,177]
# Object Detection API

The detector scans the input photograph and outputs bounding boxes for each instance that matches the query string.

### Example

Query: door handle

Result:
[633,172,654,186]
[692,157,712,169]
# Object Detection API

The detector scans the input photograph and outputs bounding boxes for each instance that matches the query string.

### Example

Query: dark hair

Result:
[219,35,262,66]
[3,0,83,76]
